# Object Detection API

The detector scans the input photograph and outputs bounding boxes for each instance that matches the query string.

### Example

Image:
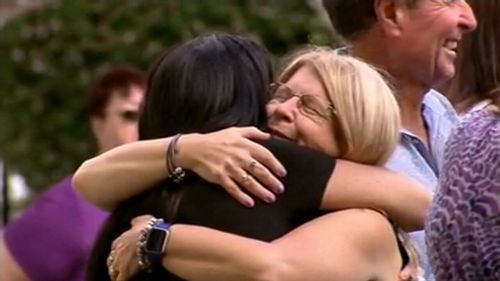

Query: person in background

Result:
[426,0,500,279]
[440,0,500,115]
[0,66,146,281]
[320,1,476,279]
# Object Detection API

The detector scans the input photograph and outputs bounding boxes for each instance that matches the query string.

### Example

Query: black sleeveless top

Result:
[160,138,409,279]
[176,137,335,241]
[150,138,334,280]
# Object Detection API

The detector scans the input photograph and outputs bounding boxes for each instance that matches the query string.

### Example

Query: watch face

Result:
[146,228,168,253]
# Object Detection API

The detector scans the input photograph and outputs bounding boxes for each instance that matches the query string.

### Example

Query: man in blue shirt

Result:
[322,0,477,280]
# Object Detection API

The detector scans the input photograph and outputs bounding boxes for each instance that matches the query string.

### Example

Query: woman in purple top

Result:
[0,67,146,281]
[426,108,500,280]
[426,0,500,279]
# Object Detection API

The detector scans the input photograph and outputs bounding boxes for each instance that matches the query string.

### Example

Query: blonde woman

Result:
[78,41,426,281]
[268,48,400,166]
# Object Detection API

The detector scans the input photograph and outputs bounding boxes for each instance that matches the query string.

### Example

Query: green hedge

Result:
[0,0,337,192]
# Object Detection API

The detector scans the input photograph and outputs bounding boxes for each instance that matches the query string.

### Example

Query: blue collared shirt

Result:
[334,47,458,280]
[386,89,459,190]
[386,89,459,281]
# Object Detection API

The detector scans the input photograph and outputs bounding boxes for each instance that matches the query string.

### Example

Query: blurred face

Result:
[92,85,143,152]
[384,0,476,87]
[266,65,339,156]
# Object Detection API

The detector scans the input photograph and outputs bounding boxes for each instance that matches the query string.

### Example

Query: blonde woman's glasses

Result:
[268,82,336,120]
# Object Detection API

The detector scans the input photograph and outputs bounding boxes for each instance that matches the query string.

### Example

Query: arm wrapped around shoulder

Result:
[320,160,432,232]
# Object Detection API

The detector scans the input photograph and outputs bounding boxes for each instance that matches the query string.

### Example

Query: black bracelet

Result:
[166,134,185,183]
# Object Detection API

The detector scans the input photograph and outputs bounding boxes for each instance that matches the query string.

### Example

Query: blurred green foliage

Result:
[0,0,337,193]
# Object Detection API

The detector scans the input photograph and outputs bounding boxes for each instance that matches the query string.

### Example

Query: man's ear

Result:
[374,0,406,37]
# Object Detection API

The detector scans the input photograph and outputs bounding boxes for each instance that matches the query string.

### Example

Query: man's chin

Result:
[433,67,455,88]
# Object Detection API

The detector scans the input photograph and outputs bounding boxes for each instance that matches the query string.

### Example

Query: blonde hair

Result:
[279,47,401,165]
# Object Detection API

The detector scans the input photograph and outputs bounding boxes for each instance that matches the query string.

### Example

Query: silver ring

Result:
[248,160,257,171]
[107,254,114,266]
[241,172,250,183]
[108,266,118,280]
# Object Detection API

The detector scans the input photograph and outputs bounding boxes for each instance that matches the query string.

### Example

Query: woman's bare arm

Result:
[73,127,285,210]
[166,210,401,281]
[113,210,402,281]
[73,138,168,210]
[322,160,432,231]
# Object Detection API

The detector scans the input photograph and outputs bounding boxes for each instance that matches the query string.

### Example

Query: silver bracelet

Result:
[136,217,158,271]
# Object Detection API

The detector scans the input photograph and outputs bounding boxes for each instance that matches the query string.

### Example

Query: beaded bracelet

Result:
[166,134,186,183]
[136,217,158,271]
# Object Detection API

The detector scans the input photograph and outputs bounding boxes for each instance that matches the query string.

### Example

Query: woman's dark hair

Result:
[444,0,500,113]
[140,33,273,139]
[86,33,274,281]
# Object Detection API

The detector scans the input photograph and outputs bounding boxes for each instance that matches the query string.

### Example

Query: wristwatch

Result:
[144,219,172,265]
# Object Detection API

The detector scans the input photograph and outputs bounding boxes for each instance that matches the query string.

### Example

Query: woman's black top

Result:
[146,138,334,280]
[166,138,410,279]
[176,137,335,241]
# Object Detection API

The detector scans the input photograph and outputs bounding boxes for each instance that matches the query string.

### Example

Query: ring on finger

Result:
[108,266,118,280]
[241,172,251,183]
[247,160,257,171]
[107,254,114,266]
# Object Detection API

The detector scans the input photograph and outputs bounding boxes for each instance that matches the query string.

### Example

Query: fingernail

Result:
[265,194,276,203]
[279,169,287,177]
[245,199,255,208]
[275,183,284,194]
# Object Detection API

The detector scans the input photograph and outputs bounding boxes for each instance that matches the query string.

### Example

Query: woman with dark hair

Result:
[426,0,500,279]
[83,34,428,281]
[86,33,274,281]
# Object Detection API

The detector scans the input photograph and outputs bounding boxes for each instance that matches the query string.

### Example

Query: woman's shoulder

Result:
[447,109,500,155]
[441,109,499,198]
[258,137,334,161]
[327,209,401,263]
[333,209,394,235]
[458,109,499,135]
[257,138,336,181]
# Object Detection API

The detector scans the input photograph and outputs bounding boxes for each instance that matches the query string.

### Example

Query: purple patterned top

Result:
[426,109,500,281]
